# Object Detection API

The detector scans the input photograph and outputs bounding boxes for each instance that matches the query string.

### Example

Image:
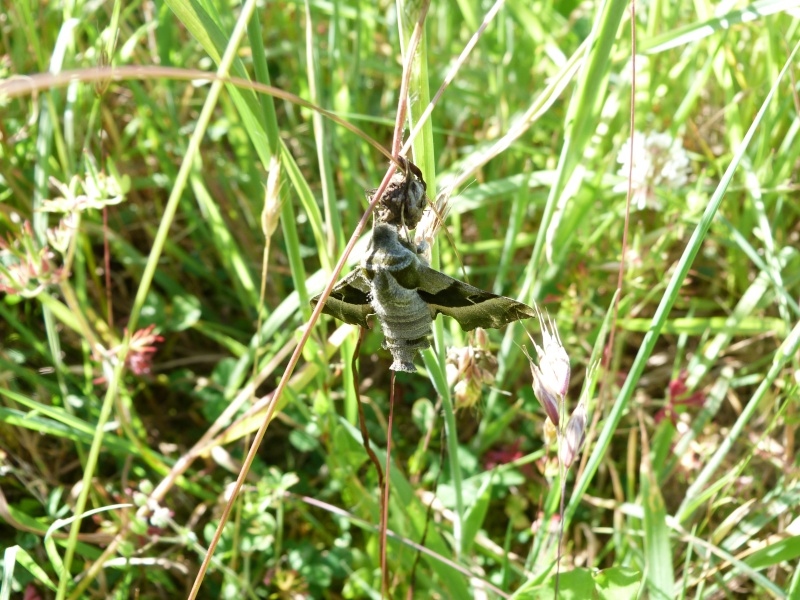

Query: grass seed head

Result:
[523,306,570,427]
[262,156,283,238]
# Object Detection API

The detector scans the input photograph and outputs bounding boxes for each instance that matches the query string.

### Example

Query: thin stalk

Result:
[380,371,397,598]
[189,161,402,596]
[0,67,395,165]
[353,327,384,487]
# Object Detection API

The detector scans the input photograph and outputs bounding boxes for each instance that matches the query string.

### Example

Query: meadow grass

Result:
[1,0,799,598]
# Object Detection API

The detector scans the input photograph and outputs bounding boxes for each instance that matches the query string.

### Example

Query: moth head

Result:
[372,157,428,230]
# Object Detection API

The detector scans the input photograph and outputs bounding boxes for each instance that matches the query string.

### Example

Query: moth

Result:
[312,223,536,372]
[371,158,427,230]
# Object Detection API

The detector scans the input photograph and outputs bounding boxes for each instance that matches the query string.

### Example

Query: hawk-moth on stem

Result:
[312,222,535,372]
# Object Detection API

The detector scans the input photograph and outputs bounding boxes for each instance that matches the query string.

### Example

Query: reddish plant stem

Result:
[391,0,431,158]
[354,327,385,490]
[380,371,397,598]
[103,206,113,330]
[189,164,400,599]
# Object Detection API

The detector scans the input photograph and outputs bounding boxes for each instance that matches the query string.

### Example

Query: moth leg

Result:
[400,202,413,244]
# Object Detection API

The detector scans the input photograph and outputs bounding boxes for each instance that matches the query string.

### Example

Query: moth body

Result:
[369,269,433,372]
[311,223,536,373]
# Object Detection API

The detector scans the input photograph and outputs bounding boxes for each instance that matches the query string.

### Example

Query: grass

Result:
[1,0,800,598]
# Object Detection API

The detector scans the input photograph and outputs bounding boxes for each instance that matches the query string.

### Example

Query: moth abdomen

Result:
[382,335,431,372]
[379,311,432,341]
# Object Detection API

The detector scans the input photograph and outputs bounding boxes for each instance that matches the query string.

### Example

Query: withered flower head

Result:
[42,172,127,214]
[446,328,498,410]
[0,221,65,297]
[414,190,451,264]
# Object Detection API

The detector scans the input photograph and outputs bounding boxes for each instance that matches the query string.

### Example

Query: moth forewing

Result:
[416,270,538,331]
[311,270,373,329]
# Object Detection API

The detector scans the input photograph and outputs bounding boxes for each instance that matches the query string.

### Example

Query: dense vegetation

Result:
[1,0,799,598]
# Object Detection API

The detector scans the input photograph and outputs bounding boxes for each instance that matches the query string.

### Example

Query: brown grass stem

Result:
[0,66,396,166]
[380,371,397,598]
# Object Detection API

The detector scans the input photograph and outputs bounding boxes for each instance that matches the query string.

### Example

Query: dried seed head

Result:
[42,171,128,214]
[262,156,283,238]
[453,378,481,410]
[475,327,489,351]
[446,329,498,410]
[522,305,571,430]
[560,400,587,469]
[0,222,65,297]
[414,189,451,261]
[46,213,78,254]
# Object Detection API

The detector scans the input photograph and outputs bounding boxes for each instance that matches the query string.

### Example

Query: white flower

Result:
[615,131,691,210]
[149,505,172,529]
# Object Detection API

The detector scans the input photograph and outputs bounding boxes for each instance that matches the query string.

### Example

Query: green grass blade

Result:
[567,38,800,527]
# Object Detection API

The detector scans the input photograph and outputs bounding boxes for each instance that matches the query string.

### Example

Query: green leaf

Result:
[461,474,493,554]
[745,535,800,570]
[641,459,675,599]
[170,293,202,331]
[512,567,641,599]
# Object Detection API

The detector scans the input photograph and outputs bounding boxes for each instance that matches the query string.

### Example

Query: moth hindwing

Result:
[371,158,427,230]
[312,223,536,373]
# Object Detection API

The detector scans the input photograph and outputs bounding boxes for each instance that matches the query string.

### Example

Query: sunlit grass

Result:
[1,0,799,598]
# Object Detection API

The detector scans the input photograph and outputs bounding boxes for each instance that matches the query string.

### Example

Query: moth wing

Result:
[311,270,373,328]
[415,265,536,331]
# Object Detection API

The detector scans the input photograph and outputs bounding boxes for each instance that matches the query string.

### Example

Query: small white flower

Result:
[615,131,691,210]
[149,505,172,529]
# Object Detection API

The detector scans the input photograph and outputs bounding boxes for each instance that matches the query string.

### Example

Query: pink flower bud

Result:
[560,401,587,469]
[530,361,561,427]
